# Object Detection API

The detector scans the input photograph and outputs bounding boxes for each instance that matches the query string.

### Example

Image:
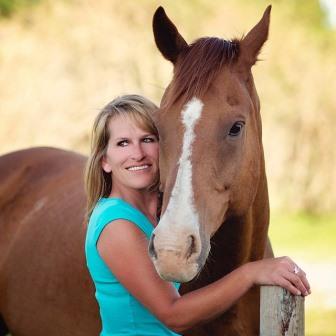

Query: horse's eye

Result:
[228,122,245,137]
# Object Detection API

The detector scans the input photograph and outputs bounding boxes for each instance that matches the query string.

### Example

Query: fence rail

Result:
[260,286,305,336]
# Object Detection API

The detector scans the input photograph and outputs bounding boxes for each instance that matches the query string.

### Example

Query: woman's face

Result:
[102,115,159,192]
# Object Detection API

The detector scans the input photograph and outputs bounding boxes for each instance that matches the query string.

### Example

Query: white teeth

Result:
[127,165,149,171]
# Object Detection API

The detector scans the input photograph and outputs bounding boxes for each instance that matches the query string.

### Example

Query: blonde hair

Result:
[84,94,159,218]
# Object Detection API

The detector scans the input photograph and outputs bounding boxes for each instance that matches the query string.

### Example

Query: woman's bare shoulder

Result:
[98,218,147,248]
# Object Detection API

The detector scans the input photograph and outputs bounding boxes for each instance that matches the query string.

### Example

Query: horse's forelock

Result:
[163,37,240,108]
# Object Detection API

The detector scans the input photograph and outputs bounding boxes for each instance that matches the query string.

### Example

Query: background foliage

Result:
[1,0,335,214]
[0,1,335,335]
[0,0,40,17]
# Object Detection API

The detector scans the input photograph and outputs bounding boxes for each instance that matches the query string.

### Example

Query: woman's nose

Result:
[131,144,145,161]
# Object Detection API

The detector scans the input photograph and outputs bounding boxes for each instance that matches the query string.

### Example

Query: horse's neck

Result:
[248,156,270,261]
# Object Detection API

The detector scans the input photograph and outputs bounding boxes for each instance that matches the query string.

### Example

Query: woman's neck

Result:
[109,186,158,226]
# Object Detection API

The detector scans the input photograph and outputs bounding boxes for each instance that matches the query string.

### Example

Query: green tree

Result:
[0,0,40,18]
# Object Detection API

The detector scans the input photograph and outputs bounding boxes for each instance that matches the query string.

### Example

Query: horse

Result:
[0,6,272,336]
[148,6,272,335]
[0,147,101,335]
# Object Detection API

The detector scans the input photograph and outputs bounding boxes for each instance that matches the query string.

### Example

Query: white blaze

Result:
[159,97,204,232]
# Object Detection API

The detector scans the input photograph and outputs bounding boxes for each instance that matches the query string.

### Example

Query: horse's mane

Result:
[164,37,240,107]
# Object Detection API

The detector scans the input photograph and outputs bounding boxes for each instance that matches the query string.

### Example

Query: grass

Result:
[269,212,336,261]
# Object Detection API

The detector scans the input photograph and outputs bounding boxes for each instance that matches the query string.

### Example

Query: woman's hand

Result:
[246,256,311,296]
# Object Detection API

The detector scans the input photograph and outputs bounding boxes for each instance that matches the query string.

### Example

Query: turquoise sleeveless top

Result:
[85,197,181,336]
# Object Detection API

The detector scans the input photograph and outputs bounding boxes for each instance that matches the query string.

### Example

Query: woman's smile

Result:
[126,164,151,172]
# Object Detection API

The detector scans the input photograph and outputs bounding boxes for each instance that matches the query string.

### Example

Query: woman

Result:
[84,94,310,336]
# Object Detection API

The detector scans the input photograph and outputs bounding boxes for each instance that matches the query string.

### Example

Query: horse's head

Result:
[149,6,271,282]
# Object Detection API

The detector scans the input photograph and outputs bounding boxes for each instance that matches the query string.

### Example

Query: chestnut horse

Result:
[0,148,100,335]
[148,6,272,335]
[0,6,272,336]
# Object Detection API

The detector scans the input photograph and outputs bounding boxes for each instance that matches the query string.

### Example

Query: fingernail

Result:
[308,289,311,294]
[304,291,308,296]
[297,291,301,296]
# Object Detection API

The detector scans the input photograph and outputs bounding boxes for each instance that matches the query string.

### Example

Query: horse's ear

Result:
[240,5,271,67]
[153,7,188,64]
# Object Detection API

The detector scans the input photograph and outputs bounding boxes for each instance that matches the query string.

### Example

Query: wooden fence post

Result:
[260,286,305,336]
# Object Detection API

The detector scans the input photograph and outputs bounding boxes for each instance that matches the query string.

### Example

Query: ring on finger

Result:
[293,265,300,274]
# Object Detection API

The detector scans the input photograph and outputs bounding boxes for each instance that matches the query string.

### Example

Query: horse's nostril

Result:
[148,234,157,259]
[186,234,197,259]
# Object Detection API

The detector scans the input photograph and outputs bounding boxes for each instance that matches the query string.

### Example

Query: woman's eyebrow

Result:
[112,133,156,141]
[113,137,129,141]
[141,133,155,137]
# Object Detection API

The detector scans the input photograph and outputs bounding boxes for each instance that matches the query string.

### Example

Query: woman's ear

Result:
[101,155,112,173]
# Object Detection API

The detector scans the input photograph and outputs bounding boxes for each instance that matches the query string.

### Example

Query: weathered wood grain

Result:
[260,286,304,336]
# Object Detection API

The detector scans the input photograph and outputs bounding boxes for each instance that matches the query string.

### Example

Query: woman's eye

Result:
[143,137,156,143]
[228,122,245,137]
[117,140,128,147]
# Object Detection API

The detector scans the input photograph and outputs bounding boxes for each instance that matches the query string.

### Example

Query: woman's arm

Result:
[164,257,310,331]
[97,220,310,333]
